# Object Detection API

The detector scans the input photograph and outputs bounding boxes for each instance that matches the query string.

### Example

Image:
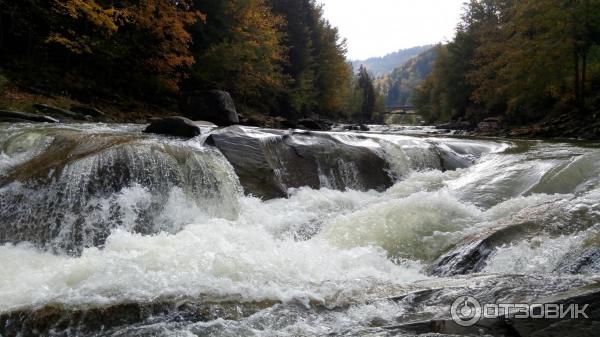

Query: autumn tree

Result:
[416,0,600,125]
[0,0,355,121]
[472,0,600,116]
[311,18,352,117]
[47,0,203,95]
[187,0,287,111]
[45,0,128,54]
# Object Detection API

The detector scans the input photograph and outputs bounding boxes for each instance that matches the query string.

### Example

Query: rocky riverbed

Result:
[1,121,599,336]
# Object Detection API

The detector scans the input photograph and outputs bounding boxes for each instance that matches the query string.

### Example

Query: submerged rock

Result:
[0,300,279,337]
[144,116,201,138]
[430,196,600,276]
[3,275,594,337]
[0,110,59,123]
[181,90,239,126]
[428,221,532,276]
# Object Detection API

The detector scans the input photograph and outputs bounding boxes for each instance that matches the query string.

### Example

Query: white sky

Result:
[317,0,465,60]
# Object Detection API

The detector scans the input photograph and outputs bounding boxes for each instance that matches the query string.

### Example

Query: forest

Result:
[352,45,433,77]
[0,0,379,123]
[3,0,597,131]
[414,0,600,127]
[380,47,437,107]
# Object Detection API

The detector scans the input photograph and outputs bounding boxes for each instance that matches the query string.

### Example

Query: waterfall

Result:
[0,126,242,254]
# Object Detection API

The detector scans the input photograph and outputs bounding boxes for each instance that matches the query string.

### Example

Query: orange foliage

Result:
[48,0,204,92]
[133,0,205,91]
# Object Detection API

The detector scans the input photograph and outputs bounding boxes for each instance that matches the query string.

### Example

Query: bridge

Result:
[384,105,416,115]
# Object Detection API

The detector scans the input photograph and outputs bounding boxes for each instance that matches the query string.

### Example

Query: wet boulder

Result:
[509,283,600,337]
[295,118,332,131]
[206,127,393,199]
[382,274,595,337]
[283,132,392,191]
[0,300,278,337]
[428,222,529,276]
[0,110,59,123]
[0,128,241,254]
[144,116,201,138]
[206,126,291,199]
[429,199,584,276]
[181,90,239,126]
[342,124,370,131]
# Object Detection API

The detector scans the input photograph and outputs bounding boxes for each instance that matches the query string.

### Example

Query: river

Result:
[0,122,599,336]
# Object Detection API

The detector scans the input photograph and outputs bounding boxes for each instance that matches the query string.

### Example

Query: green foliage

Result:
[383,47,437,107]
[269,0,352,119]
[344,65,383,122]
[187,0,287,111]
[352,45,434,77]
[415,0,600,125]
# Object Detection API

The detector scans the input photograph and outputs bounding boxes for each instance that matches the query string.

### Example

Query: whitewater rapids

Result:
[0,123,599,336]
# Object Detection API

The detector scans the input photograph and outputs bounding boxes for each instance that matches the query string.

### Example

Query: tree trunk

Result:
[0,12,4,51]
[581,51,587,112]
[574,49,581,112]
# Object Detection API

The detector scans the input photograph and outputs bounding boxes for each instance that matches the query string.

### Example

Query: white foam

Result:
[0,180,438,313]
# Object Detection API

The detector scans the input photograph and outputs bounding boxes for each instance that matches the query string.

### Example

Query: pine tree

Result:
[356,65,376,122]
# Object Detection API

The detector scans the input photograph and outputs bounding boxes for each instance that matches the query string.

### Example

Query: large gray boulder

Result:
[206,127,393,199]
[0,110,59,123]
[181,90,239,126]
[205,127,289,199]
[144,116,201,138]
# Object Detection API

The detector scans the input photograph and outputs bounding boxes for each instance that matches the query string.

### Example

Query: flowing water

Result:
[0,122,599,336]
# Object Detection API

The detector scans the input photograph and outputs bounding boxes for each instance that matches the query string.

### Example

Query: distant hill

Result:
[352,45,434,77]
[381,46,439,106]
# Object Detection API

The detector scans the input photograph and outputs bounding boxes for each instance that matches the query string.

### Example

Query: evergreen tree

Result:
[356,65,376,122]
[269,0,351,119]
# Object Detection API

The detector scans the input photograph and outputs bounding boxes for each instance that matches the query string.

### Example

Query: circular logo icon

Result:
[451,296,482,327]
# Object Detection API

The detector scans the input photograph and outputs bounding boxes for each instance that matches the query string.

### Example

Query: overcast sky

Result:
[317,0,465,60]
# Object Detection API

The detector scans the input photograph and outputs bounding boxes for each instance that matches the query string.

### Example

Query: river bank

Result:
[471,113,600,141]
[3,85,599,141]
